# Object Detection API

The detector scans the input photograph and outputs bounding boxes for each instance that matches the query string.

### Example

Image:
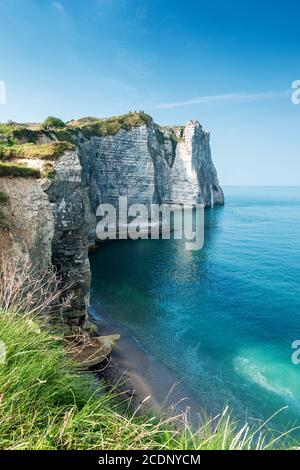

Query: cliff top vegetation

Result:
[0,112,185,147]
[0,121,75,177]
[67,111,153,138]
[0,142,74,161]
[42,116,65,130]
[0,161,40,178]
[0,113,188,178]
[0,112,156,178]
[0,112,153,153]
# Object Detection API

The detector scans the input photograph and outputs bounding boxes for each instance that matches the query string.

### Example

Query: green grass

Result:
[67,112,153,138]
[0,305,297,450]
[0,308,168,450]
[50,129,76,144]
[0,112,154,180]
[0,112,153,150]
[0,124,15,138]
[0,161,40,177]
[0,124,46,145]
[0,121,75,180]
[0,122,75,146]
[0,142,74,161]
[12,127,46,144]
[0,124,18,146]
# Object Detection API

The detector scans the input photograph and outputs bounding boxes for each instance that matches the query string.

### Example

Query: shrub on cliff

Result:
[42,116,66,130]
[1,124,46,145]
[11,127,45,144]
[42,162,55,179]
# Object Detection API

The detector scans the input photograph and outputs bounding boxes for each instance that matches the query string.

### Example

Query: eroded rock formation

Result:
[0,114,224,326]
[78,119,224,211]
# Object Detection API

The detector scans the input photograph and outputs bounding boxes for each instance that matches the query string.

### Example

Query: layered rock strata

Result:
[0,116,224,325]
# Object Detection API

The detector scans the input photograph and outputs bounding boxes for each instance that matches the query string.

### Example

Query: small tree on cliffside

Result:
[42,116,65,130]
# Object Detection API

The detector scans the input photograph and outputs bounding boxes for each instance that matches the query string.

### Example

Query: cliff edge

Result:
[0,113,224,326]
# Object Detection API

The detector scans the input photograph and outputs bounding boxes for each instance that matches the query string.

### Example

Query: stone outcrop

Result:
[0,114,224,326]
[66,331,120,369]
[168,121,224,207]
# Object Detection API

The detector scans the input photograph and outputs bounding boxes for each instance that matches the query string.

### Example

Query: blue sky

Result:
[0,0,299,185]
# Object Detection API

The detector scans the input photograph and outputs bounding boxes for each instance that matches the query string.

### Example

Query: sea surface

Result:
[90,187,300,429]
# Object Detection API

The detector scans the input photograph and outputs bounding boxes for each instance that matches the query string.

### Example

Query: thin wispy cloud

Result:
[151,90,290,109]
[52,1,64,13]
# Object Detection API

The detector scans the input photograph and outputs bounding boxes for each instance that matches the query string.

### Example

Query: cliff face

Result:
[169,121,224,206]
[0,115,224,326]
[0,178,54,271]
[45,150,91,326]
[77,119,223,211]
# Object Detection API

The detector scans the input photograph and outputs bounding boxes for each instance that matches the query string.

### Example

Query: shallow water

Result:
[90,187,300,428]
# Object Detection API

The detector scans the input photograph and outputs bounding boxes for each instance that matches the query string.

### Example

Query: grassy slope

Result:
[0,308,296,450]
[0,162,40,177]
[0,113,152,177]
[0,142,75,161]
[0,123,75,177]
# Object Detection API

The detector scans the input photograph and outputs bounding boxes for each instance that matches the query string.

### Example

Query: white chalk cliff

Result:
[0,114,224,326]
[78,119,224,213]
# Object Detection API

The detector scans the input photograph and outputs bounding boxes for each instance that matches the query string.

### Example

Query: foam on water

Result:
[234,352,300,414]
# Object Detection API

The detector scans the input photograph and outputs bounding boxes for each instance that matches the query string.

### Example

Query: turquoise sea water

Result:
[90,187,300,428]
